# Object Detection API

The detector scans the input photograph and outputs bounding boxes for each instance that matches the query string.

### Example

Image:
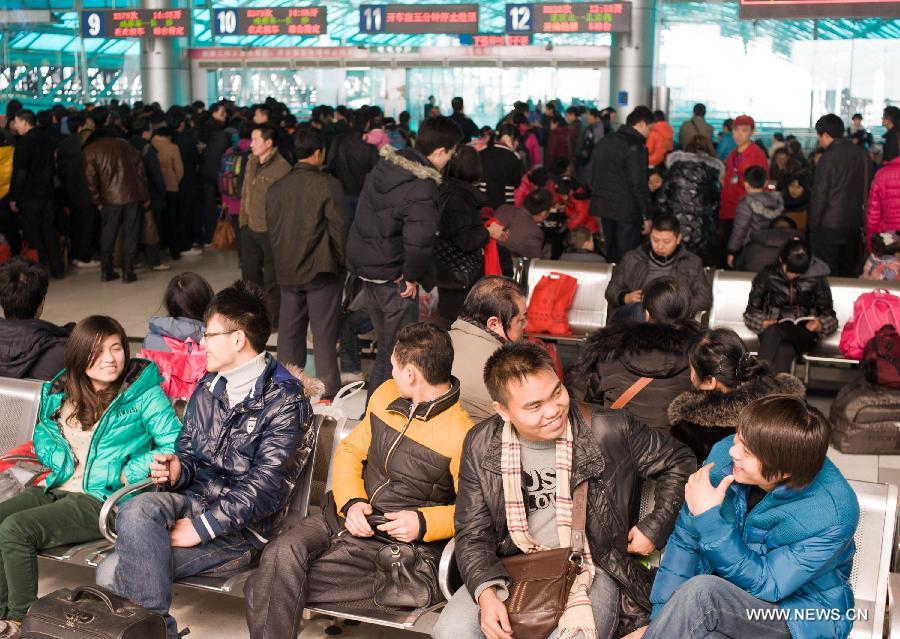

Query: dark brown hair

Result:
[484,342,556,405]
[63,315,130,431]
[736,395,829,489]
[392,322,453,386]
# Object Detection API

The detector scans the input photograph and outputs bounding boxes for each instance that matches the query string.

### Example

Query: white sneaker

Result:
[72,259,101,269]
[181,247,203,257]
[150,263,172,272]
[340,371,365,384]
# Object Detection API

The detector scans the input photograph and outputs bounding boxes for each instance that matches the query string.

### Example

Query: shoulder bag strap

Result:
[610,376,653,410]
[570,481,589,554]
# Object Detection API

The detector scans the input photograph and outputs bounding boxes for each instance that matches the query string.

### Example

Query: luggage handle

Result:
[67,586,125,615]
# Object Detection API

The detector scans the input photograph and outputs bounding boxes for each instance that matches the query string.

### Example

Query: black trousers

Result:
[20,197,64,277]
[201,178,219,245]
[437,286,468,328]
[811,226,860,278]
[177,180,197,251]
[758,322,818,374]
[68,200,97,263]
[243,513,383,639]
[163,192,181,259]
[0,196,21,257]
[601,218,642,264]
[240,229,280,324]
[100,203,141,275]
[278,273,343,399]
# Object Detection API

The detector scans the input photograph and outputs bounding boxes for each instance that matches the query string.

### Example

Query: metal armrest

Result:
[0,455,47,467]
[890,573,900,637]
[98,478,155,543]
[438,538,456,602]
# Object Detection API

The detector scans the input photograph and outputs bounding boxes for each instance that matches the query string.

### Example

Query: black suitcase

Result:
[20,585,166,639]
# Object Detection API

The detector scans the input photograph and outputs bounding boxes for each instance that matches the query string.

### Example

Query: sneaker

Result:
[181,247,203,257]
[340,371,365,385]
[150,263,172,272]
[0,619,21,638]
[72,259,101,269]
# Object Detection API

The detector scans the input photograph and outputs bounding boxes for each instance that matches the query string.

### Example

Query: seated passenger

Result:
[582,277,701,432]
[635,396,859,639]
[0,258,73,381]
[605,215,712,324]
[727,165,784,270]
[141,272,213,353]
[0,316,180,637]
[495,188,553,262]
[97,281,313,639]
[434,342,694,639]
[562,225,605,262]
[740,215,800,274]
[744,238,837,374]
[450,276,528,422]
[243,322,473,639]
[668,328,805,463]
[862,231,900,281]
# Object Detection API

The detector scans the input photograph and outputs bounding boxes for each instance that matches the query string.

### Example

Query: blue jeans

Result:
[360,280,418,400]
[96,492,253,639]
[609,302,644,324]
[432,569,619,639]
[644,575,791,639]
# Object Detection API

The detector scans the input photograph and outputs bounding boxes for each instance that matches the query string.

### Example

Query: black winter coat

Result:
[326,130,379,197]
[743,258,839,336]
[130,136,166,214]
[199,120,231,182]
[454,405,694,635]
[589,125,649,223]
[347,146,442,284]
[884,126,899,163]
[56,133,94,211]
[10,127,55,202]
[741,227,799,273]
[668,372,806,463]
[478,143,523,210]
[0,319,73,381]
[435,178,489,289]
[658,151,722,261]
[173,354,314,548]
[809,137,869,231]
[581,320,701,432]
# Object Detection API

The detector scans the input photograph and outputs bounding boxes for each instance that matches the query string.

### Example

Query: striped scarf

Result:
[501,419,597,639]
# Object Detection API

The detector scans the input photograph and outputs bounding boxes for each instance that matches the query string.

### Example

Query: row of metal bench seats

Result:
[3,375,900,637]
[520,259,900,383]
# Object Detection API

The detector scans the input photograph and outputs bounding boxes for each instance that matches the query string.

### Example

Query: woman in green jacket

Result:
[0,315,181,635]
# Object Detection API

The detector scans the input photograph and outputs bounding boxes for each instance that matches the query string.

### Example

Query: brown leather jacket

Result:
[83,130,149,207]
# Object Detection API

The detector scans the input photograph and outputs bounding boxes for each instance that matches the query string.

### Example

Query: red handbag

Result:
[525,272,578,336]
[138,337,208,400]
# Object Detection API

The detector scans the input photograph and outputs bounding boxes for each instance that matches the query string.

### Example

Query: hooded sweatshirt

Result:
[728,191,784,254]
[142,316,205,353]
[0,319,73,380]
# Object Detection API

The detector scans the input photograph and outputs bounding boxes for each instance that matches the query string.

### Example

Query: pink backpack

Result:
[839,289,900,359]
[138,337,208,400]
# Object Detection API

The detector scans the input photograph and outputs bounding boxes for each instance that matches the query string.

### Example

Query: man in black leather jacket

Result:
[98,281,313,639]
[433,342,694,639]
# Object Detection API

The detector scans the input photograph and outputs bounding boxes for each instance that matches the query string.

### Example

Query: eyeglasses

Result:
[201,330,238,342]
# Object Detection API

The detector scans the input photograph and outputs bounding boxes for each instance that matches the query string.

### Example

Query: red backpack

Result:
[138,337,208,400]
[863,325,900,390]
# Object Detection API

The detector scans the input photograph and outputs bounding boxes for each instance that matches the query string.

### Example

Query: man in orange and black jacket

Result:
[244,322,474,639]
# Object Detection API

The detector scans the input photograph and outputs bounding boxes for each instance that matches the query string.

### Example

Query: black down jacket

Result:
[581,320,701,432]
[658,150,723,262]
[172,354,314,548]
[0,319,73,381]
[454,404,694,636]
[326,130,379,197]
[589,125,649,223]
[347,146,442,284]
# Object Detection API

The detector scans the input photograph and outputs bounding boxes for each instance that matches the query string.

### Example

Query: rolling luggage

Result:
[830,378,900,454]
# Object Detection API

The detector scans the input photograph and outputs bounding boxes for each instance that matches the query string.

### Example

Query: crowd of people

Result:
[0,92,896,639]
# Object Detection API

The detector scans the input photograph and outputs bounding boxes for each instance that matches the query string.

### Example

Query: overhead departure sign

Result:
[81,9,190,38]
[359,4,480,34]
[506,2,631,34]
[212,7,327,36]
[739,0,900,18]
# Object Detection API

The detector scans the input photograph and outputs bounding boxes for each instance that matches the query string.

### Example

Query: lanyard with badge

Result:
[729,150,745,186]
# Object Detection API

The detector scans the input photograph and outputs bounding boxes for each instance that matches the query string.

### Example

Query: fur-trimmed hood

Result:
[581,320,701,378]
[668,372,806,429]
[377,145,442,187]
[282,363,327,400]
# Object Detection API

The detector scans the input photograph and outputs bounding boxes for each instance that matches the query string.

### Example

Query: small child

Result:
[562,225,604,262]
[727,165,784,269]
[862,231,900,281]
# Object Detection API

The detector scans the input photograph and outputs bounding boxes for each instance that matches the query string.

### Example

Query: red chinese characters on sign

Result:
[381,4,479,32]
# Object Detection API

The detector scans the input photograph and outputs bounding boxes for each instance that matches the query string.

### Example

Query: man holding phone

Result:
[346,115,463,400]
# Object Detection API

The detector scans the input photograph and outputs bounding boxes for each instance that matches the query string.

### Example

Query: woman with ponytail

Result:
[668,327,806,463]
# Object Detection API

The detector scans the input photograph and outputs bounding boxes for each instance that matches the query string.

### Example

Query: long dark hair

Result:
[689,328,769,390]
[63,316,130,431]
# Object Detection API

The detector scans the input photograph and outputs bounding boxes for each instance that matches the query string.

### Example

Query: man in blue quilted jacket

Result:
[97,281,313,639]
[630,395,859,639]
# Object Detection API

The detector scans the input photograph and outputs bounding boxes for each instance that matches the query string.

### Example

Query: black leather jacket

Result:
[454,404,694,635]
[743,258,838,336]
[809,137,869,231]
[172,354,314,548]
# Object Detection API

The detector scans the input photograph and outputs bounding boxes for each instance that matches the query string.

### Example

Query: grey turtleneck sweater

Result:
[213,352,267,408]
